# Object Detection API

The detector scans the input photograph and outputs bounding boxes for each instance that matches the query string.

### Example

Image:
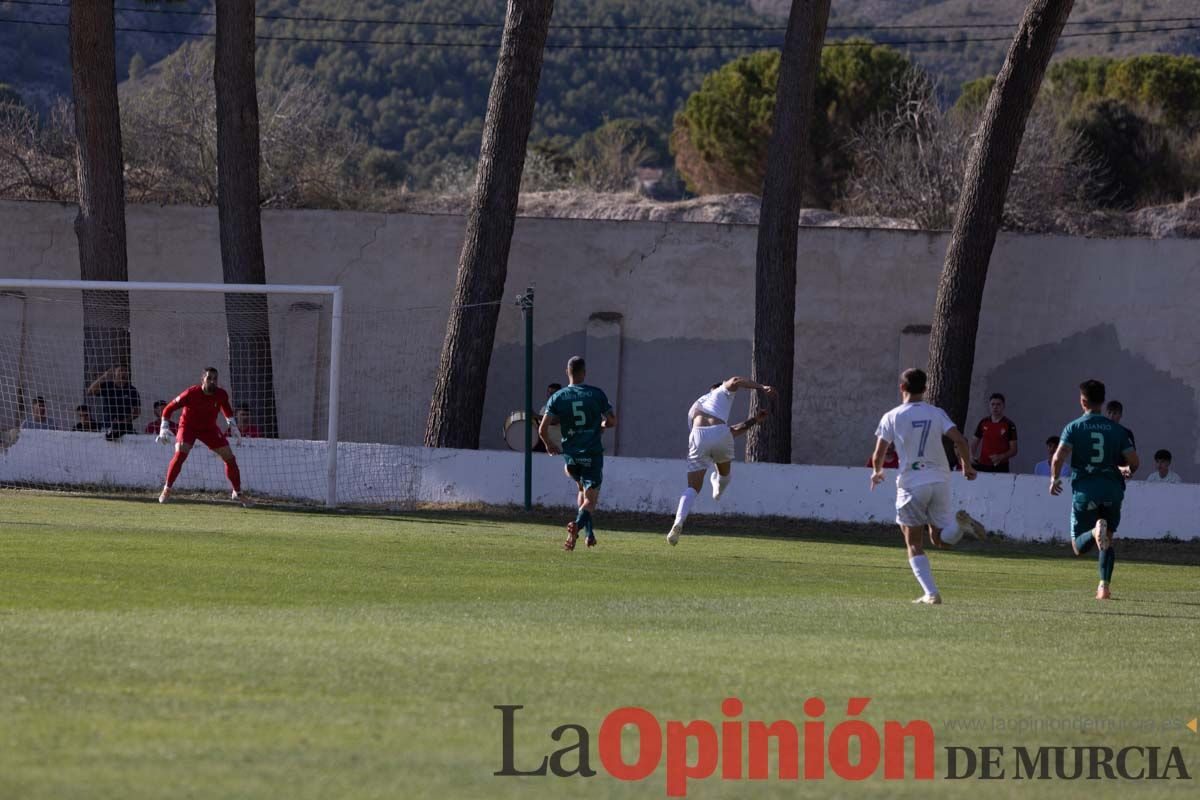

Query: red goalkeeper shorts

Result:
[177,425,229,451]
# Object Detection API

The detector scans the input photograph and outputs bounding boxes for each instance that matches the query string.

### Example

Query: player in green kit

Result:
[538,356,618,551]
[1049,379,1139,600]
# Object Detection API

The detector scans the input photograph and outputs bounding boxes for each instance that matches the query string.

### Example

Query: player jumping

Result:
[538,356,617,551]
[1049,379,1138,600]
[666,378,774,546]
[156,367,245,504]
[870,368,977,605]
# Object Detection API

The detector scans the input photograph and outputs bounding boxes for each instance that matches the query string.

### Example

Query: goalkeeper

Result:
[156,366,245,504]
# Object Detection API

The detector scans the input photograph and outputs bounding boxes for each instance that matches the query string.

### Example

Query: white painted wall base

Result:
[1,430,1194,540]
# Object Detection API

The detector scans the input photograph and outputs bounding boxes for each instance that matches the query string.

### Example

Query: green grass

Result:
[1,493,1198,799]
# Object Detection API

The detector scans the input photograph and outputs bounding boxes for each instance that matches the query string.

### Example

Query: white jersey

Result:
[690,385,735,426]
[875,401,957,489]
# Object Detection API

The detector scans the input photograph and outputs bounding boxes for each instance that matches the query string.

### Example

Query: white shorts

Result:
[687,424,735,472]
[895,482,954,530]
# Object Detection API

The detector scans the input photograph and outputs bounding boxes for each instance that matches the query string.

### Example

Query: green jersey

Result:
[1059,413,1135,498]
[546,384,612,458]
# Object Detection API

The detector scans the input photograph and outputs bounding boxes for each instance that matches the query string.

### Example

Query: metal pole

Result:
[325,287,343,507]
[520,287,535,510]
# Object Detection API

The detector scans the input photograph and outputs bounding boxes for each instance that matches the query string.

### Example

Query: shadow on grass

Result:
[7,489,1199,568]
[369,505,1200,569]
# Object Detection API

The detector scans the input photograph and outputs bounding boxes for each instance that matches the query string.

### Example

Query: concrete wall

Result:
[1,430,1194,541]
[1,200,1198,483]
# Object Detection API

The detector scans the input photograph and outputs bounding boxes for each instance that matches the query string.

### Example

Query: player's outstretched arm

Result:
[157,392,186,444]
[731,409,769,438]
[155,417,173,445]
[538,413,560,455]
[723,377,773,395]
[869,437,890,489]
[1049,443,1071,494]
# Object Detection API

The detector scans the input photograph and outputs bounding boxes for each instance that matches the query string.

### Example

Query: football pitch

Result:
[1,494,1197,799]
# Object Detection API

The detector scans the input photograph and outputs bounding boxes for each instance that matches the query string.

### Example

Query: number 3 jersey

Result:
[875,401,957,489]
[546,384,613,458]
[1059,413,1135,497]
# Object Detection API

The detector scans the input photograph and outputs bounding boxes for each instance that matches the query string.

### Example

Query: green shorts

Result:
[1071,491,1122,536]
[564,453,603,490]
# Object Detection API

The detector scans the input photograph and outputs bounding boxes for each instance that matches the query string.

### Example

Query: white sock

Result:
[718,474,731,492]
[909,555,938,597]
[675,487,698,525]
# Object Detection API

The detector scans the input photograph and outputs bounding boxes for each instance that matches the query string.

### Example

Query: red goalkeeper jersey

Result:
[164,385,233,431]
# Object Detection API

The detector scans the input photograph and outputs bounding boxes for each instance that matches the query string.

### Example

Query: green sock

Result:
[1100,547,1115,583]
[1074,531,1094,554]
[574,508,591,532]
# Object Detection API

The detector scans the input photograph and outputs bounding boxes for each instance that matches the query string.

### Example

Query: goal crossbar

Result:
[0,279,344,506]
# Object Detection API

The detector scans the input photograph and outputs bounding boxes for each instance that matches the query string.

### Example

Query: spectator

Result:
[21,396,55,430]
[532,382,563,453]
[144,400,177,435]
[1033,435,1069,477]
[230,404,262,438]
[971,393,1018,473]
[1105,400,1135,479]
[865,441,900,469]
[72,404,100,432]
[1145,449,1182,484]
[86,365,141,441]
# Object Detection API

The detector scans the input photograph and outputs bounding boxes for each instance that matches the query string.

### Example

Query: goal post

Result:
[0,279,344,506]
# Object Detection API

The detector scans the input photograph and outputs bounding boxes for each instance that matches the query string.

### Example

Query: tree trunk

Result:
[746,0,831,463]
[425,0,555,448]
[215,1,278,437]
[927,0,1074,430]
[69,0,129,384]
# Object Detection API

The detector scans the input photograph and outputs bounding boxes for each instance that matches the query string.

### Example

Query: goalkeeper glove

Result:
[155,419,173,445]
[225,417,241,442]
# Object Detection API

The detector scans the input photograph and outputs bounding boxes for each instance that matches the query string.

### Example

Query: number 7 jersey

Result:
[875,401,957,489]
[1059,412,1134,494]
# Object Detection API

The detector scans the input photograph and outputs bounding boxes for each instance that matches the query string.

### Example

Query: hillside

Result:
[2,0,1198,188]
[753,0,1200,91]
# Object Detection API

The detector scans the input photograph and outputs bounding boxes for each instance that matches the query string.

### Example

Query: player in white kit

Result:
[870,368,977,604]
[666,377,775,545]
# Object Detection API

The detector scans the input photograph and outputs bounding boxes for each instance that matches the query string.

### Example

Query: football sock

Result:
[1074,531,1094,554]
[675,487,698,525]
[225,459,242,492]
[574,508,591,533]
[909,555,938,597]
[165,451,187,488]
[1099,546,1115,583]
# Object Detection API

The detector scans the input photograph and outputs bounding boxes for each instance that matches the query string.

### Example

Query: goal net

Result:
[0,280,450,506]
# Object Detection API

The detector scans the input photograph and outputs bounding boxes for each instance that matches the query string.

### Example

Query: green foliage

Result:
[1046,54,1200,128]
[814,40,915,136]
[571,117,669,169]
[1065,98,1186,208]
[812,40,918,203]
[0,82,24,109]
[671,41,922,198]
[254,0,771,186]
[673,50,778,194]
[953,76,995,117]
[359,147,407,188]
